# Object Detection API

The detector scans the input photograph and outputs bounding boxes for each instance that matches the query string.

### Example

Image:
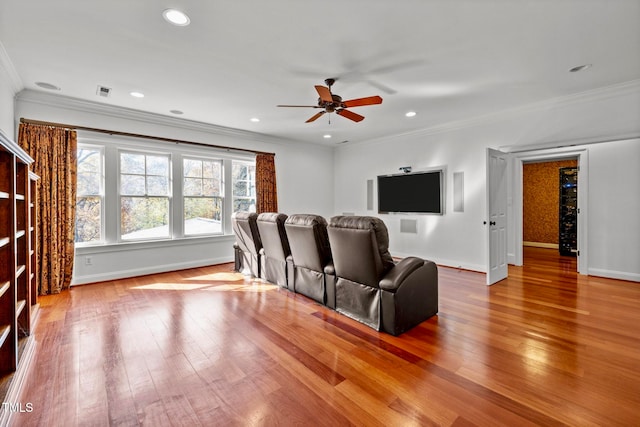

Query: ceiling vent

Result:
[96,85,112,98]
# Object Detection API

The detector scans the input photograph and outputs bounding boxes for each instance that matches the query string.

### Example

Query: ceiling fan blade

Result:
[315,85,333,103]
[336,109,365,122]
[342,96,383,108]
[306,111,326,123]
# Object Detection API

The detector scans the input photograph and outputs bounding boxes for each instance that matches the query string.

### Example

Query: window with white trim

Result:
[75,138,256,245]
[119,151,171,241]
[183,157,223,236]
[232,161,256,213]
[75,145,104,244]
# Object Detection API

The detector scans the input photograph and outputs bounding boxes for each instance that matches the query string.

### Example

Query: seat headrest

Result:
[257,212,288,224]
[329,215,387,232]
[232,211,258,222]
[285,214,328,227]
[329,216,394,272]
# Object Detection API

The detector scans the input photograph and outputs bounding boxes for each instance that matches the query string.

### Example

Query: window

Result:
[232,161,256,213]
[183,158,223,235]
[76,146,104,244]
[75,138,256,245]
[120,151,171,240]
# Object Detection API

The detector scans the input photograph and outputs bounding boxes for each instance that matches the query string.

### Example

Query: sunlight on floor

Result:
[202,283,278,293]
[189,272,245,282]
[131,283,212,291]
[131,280,278,292]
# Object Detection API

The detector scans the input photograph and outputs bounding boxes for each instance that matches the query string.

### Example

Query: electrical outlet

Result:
[85,256,92,266]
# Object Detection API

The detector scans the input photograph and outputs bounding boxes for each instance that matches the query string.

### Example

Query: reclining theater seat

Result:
[232,212,262,278]
[257,213,292,289]
[327,216,438,335]
[284,214,335,307]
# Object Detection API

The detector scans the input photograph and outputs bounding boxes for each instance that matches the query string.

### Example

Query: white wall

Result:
[0,55,16,136]
[334,129,488,271]
[334,80,640,281]
[587,138,640,281]
[15,90,334,284]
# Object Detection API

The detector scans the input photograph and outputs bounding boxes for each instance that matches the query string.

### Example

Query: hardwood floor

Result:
[8,247,640,426]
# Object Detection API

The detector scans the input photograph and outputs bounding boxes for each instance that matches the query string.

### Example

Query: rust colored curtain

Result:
[19,123,77,294]
[255,153,278,213]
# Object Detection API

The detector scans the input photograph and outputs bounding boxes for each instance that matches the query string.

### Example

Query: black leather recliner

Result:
[327,216,438,335]
[232,212,262,278]
[257,213,292,289]
[284,214,335,307]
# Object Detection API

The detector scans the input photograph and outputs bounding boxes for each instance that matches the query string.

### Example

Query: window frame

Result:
[232,160,257,214]
[182,156,225,237]
[118,149,173,242]
[74,135,256,247]
[75,144,105,246]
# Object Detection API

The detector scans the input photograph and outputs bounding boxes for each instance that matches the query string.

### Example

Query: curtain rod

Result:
[19,118,275,156]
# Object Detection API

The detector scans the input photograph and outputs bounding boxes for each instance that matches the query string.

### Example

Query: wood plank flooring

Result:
[7,247,640,426]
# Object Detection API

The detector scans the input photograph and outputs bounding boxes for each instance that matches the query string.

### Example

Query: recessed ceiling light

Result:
[569,64,592,73]
[163,9,190,26]
[35,82,60,91]
[405,111,417,117]
[130,91,145,98]
[170,110,184,115]
[323,134,332,139]
[250,118,260,122]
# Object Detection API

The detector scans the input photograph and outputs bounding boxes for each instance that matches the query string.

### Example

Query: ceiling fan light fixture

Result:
[163,9,190,26]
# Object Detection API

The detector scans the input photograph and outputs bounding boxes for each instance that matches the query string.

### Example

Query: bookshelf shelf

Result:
[0,129,39,411]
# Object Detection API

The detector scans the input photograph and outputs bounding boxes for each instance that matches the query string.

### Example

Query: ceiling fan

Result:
[277,78,383,123]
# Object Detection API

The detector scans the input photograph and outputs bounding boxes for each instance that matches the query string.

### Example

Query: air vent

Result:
[96,85,112,98]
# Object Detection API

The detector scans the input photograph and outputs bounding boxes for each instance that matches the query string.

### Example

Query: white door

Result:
[486,148,508,285]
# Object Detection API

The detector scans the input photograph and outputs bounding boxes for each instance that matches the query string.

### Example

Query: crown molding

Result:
[0,128,33,164]
[0,41,23,93]
[15,89,304,148]
[344,79,640,148]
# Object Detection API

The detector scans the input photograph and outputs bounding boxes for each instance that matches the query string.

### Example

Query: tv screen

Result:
[378,170,443,214]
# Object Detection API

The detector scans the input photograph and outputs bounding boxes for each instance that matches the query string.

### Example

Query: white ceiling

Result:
[1,0,639,146]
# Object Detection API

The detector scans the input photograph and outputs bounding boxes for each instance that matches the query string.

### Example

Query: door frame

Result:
[511,147,588,274]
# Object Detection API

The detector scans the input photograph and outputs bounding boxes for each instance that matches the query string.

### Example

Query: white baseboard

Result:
[523,241,559,249]
[392,252,485,273]
[71,256,234,285]
[588,268,640,283]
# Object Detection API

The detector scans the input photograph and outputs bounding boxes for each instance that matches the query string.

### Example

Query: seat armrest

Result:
[379,257,425,291]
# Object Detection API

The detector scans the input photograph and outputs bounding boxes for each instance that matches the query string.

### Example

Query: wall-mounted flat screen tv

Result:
[378,170,444,214]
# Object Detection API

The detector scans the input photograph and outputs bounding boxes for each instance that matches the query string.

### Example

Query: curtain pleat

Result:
[18,123,77,294]
[255,153,278,213]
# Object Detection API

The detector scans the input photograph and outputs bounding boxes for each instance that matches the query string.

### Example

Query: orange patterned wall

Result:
[523,160,578,244]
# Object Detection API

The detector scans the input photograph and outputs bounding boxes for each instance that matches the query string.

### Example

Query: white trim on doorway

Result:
[511,147,589,275]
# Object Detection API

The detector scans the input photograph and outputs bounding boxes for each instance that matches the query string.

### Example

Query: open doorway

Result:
[511,148,588,275]
[522,158,578,269]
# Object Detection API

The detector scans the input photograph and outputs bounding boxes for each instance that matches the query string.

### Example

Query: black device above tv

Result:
[378,169,444,214]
